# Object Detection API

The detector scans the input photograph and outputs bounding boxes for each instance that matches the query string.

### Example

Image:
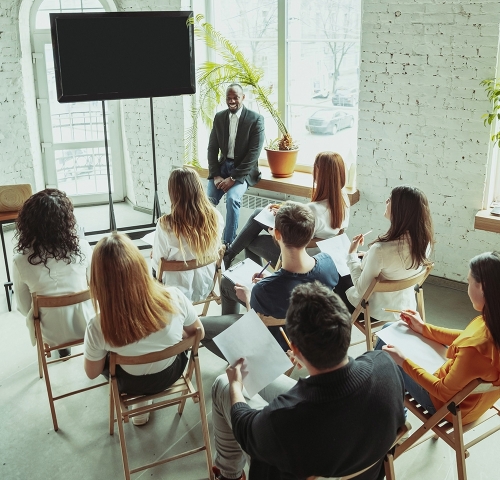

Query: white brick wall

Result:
[0,0,36,188]
[355,0,500,281]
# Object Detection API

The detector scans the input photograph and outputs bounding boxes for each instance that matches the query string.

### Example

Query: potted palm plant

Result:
[186,14,299,178]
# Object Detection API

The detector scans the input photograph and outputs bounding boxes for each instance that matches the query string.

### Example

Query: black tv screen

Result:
[50,11,195,103]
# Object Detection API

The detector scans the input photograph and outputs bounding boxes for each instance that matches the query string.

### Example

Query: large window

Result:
[31,0,124,205]
[193,0,361,169]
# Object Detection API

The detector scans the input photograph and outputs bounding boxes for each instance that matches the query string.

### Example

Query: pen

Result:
[382,308,402,313]
[256,260,272,278]
[362,229,373,237]
[279,327,292,349]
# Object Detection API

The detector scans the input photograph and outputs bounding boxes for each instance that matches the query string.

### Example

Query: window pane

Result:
[56,147,111,195]
[287,0,361,167]
[36,0,104,29]
[207,1,279,159]
[44,44,107,143]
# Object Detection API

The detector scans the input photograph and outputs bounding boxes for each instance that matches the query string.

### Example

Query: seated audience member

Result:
[13,189,93,357]
[347,185,434,320]
[211,282,406,480]
[224,151,350,269]
[201,202,339,355]
[380,251,500,425]
[152,166,224,302]
[83,232,204,425]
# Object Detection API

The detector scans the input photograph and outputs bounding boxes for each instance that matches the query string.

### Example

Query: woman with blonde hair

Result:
[152,167,224,302]
[84,232,204,425]
[347,185,434,321]
[223,151,350,268]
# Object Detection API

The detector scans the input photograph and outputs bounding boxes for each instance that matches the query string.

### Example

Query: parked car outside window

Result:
[305,109,354,135]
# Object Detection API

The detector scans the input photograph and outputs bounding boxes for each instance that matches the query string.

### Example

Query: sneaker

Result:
[58,348,71,359]
[212,466,246,480]
[131,399,153,426]
[397,420,413,445]
[223,252,233,270]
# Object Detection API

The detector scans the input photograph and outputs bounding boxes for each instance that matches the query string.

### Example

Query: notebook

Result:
[222,258,263,289]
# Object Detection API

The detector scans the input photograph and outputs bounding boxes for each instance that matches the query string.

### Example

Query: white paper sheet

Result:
[141,231,156,246]
[222,258,263,289]
[376,321,448,374]
[213,309,292,398]
[254,206,277,229]
[316,233,351,276]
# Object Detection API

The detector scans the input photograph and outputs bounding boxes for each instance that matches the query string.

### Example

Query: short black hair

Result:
[286,282,351,370]
[275,201,315,248]
[227,83,243,94]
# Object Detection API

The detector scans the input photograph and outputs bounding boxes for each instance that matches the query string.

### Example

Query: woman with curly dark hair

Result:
[13,189,93,355]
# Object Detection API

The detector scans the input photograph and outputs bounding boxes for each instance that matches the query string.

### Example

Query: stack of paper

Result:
[316,233,351,276]
[375,321,448,374]
[222,258,263,289]
[213,309,292,398]
[254,206,277,229]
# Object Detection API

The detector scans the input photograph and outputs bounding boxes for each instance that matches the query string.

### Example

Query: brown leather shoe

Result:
[212,465,246,480]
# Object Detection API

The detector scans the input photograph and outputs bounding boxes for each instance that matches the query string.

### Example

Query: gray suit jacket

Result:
[207,105,264,187]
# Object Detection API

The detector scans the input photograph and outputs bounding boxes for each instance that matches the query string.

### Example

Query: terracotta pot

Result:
[265,148,299,178]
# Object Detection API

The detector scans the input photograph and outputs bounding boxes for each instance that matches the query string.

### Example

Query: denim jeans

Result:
[207,160,248,244]
[375,324,437,414]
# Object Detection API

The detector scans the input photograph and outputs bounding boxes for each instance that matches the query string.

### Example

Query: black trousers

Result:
[102,350,188,396]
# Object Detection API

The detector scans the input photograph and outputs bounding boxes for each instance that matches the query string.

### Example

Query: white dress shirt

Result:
[227,108,242,159]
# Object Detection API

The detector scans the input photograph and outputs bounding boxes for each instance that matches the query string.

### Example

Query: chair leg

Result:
[384,451,396,480]
[453,406,467,480]
[40,346,58,431]
[365,306,373,351]
[113,383,131,480]
[201,299,210,317]
[36,339,43,379]
[109,382,115,435]
[194,358,214,479]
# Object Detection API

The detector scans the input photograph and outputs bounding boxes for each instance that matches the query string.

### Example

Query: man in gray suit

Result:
[207,84,265,245]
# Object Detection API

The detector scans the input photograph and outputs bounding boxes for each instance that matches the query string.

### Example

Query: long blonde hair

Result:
[159,167,220,263]
[90,232,176,347]
[311,152,347,230]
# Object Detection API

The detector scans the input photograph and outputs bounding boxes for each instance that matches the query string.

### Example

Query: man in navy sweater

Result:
[211,282,406,480]
[201,202,339,354]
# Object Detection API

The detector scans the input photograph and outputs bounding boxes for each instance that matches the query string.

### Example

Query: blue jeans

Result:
[207,160,248,244]
[375,324,437,414]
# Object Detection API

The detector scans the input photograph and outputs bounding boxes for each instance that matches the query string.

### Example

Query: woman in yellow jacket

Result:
[382,251,500,424]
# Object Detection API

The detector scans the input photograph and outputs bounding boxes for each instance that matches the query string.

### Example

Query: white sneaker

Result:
[132,400,153,426]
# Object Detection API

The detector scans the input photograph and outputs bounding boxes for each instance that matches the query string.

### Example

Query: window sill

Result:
[196,166,360,205]
[474,210,500,234]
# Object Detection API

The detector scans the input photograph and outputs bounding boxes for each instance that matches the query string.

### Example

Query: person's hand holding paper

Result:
[213,310,292,398]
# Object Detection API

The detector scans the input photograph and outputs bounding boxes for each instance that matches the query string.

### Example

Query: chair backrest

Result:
[306,423,409,480]
[157,245,225,282]
[351,263,434,323]
[257,312,286,327]
[0,184,32,213]
[109,327,203,376]
[32,289,91,319]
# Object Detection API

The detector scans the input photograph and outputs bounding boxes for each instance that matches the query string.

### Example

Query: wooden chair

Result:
[109,327,214,480]
[394,379,500,480]
[157,245,225,316]
[33,290,107,431]
[0,183,32,310]
[256,312,295,376]
[351,263,434,351]
[306,423,409,480]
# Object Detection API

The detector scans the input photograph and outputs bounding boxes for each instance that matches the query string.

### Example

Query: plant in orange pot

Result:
[186,15,299,177]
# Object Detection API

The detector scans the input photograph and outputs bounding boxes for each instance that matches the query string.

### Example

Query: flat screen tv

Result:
[50,11,195,103]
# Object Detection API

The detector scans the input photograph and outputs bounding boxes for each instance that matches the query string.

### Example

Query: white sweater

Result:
[346,238,421,322]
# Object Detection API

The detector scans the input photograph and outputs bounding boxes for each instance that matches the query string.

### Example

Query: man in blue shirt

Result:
[201,201,339,355]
